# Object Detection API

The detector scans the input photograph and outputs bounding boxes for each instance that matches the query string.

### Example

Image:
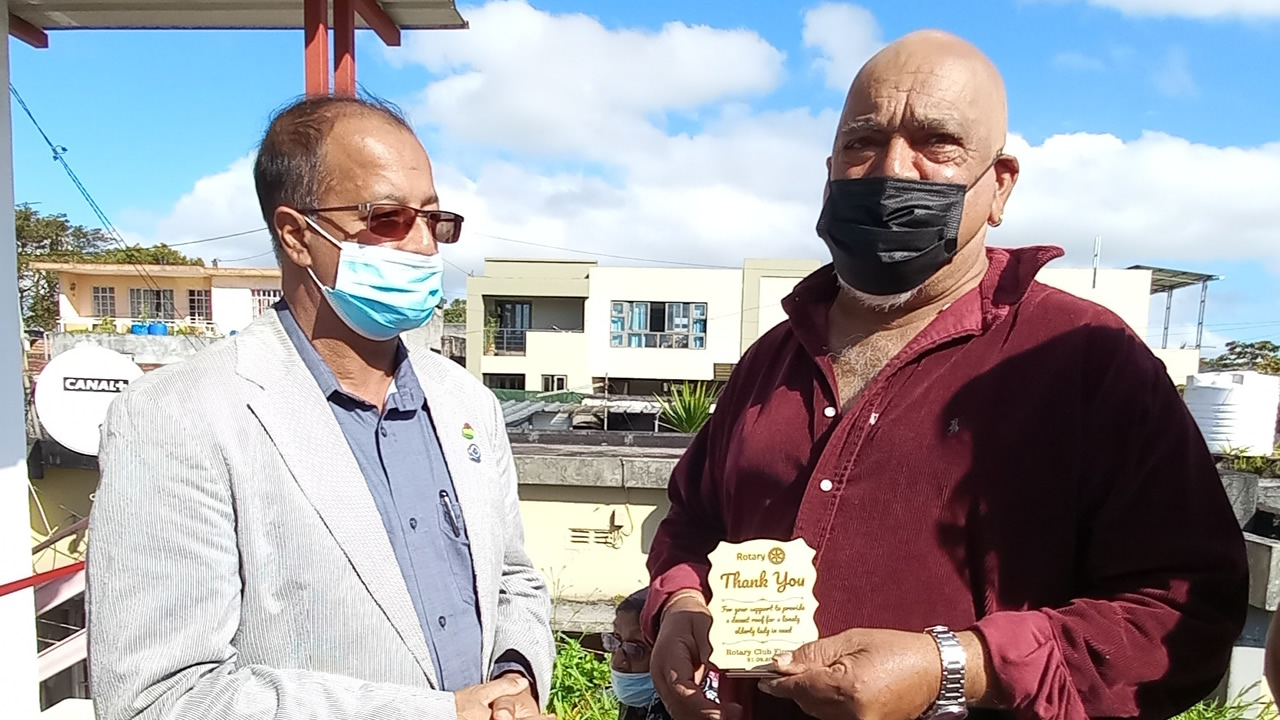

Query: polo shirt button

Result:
[379,426,388,437]
[819,479,834,492]
[823,407,837,418]
[409,517,417,530]
[438,616,447,628]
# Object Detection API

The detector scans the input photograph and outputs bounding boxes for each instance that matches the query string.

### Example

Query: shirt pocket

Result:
[436,489,478,608]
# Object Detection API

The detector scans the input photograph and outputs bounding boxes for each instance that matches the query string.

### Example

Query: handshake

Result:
[454,674,556,720]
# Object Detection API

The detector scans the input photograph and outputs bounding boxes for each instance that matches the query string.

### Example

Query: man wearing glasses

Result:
[86,96,554,720]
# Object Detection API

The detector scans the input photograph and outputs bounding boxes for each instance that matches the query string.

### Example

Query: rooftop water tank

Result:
[1185,371,1280,456]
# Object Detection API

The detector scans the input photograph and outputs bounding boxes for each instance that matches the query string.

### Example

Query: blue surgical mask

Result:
[304,219,444,341]
[610,669,658,708]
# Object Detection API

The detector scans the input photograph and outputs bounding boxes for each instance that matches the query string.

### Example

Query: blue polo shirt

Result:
[277,303,483,690]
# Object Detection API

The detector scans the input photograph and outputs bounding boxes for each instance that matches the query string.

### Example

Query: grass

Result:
[549,633,618,720]
[1174,686,1276,720]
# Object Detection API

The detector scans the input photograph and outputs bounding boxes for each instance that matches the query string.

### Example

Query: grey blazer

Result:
[86,309,553,720]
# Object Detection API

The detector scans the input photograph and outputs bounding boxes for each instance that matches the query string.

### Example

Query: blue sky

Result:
[9,0,1280,352]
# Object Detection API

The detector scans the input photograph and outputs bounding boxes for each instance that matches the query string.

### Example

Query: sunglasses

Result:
[304,203,464,243]
[602,633,649,661]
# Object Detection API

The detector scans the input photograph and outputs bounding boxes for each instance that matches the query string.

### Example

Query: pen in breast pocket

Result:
[439,490,462,538]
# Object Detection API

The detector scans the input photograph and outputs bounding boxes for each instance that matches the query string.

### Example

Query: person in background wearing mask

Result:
[644,30,1247,720]
[87,96,554,720]
[608,590,674,720]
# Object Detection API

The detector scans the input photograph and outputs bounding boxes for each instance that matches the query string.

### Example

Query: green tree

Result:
[1202,340,1280,375]
[15,206,203,332]
[441,298,467,324]
[91,244,203,266]
[16,206,111,332]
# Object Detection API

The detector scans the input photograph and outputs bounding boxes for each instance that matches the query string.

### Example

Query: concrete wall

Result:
[211,275,281,334]
[519,484,666,603]
[480,330,591,392]
[1036,267,1153,339]
[586,267,743,382]
[47,333,220,364]
[740,259,821,353]
[1154,348,1201,386]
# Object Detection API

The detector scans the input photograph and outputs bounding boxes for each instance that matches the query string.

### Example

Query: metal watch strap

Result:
[924,626,967,719]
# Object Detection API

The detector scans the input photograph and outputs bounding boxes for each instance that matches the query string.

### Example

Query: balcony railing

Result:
[488,328,527,356]
[56,316,221,337]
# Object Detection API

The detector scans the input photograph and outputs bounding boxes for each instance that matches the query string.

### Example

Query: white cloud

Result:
[388,0,785,156]
[123,156,274,265]
[1085,0,1280,18]
[1152,47,1197,97]
[122,0,1280,341]
[1001,131,1280,268]
[801,3,884,91]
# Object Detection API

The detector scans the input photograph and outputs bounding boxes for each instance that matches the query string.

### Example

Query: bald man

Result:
[643,30,1247,720]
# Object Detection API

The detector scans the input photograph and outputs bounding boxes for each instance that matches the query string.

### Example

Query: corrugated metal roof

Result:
[500,399,567,426]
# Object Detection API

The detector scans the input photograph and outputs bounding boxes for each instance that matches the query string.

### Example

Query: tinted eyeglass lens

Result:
[366,205,418,240]
[430,212,461,244]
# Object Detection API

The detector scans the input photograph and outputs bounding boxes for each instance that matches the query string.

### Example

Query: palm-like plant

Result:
[655,381,718,433]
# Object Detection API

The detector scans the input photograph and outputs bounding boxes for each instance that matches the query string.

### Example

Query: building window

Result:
[542,375,568,392]
[609,301,707,349]
[91,286,116,318]
[187,289,212,320]
[128,288,176,319]
[252,288,283,317]
[484,374,526,390]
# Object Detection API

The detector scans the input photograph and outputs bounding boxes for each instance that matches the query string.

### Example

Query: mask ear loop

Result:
[299,214,348,292]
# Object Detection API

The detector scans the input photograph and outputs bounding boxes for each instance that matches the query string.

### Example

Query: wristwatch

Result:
[922,626,968,720]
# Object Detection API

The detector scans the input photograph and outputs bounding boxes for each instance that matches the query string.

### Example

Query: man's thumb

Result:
[774,637,839,675]
[479,674,530,703]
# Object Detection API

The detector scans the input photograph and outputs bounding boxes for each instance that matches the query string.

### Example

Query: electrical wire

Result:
[12,84,203,350]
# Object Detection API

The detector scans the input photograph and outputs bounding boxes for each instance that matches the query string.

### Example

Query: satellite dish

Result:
[34,344,143,456]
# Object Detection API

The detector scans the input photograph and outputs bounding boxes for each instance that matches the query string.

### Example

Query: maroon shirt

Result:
[644,246,1247,720]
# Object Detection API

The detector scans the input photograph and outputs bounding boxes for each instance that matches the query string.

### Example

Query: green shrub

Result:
[655,381,718,434]
[549,634,617,720]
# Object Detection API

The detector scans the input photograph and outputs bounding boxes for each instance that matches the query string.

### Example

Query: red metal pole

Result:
[354,0,401,47]
[333,0,356,96]
[304,0,330,96]
[8,13,48,49]
[0,561,84,599]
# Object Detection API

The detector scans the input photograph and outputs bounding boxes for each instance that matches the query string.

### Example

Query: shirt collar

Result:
[276,300,424,412]
[782,245,1066,358]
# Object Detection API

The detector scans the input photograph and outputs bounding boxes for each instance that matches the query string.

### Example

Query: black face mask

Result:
[816,176,968,297]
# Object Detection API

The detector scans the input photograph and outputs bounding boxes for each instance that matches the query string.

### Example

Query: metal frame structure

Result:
[8,0,467,95]
[1128,264,1222,350]
[0,2,466,714]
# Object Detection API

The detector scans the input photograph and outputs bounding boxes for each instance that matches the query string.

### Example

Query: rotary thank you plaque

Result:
[707,538,819,679]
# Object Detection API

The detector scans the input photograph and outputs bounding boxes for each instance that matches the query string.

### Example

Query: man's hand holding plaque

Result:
[652,538,820,720]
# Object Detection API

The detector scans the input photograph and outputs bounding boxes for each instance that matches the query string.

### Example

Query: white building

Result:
[465,257,1206,392]
[30,261,284,338]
